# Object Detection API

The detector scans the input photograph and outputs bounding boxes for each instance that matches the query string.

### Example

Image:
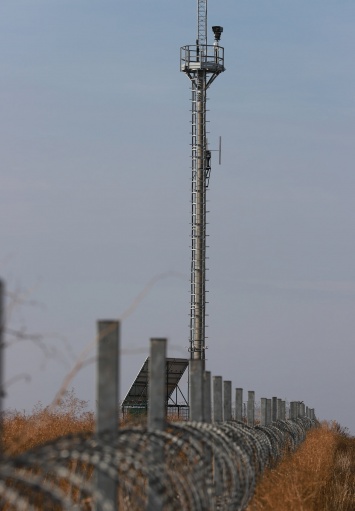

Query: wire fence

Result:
[0,416,316,510]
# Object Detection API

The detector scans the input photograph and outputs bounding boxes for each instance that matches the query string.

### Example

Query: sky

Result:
[1,0,355,433]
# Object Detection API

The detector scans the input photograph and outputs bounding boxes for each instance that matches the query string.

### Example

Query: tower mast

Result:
[180,2,225,364]
[197,0,208,47]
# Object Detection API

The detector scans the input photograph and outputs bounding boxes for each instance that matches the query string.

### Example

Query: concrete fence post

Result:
[277,398,282,420]
[247,391,255,427]
[290,401,297,420]
[147,338,167,511]
[266,399,271,425]
[235,388,243,422]
[260,398,267,426]
[189,360,204,422]
[95,320,119,511]
[223,381,232,421]
[213,376,223,422]
[300,402,305,417]
[148,338,167,431]
[204,371,212,423]
[272,397,278,422]
[296,401,301,418]
[212,376,223,499]
[203,371,214,506]
[0,279,4,455]
[281,400,286,420]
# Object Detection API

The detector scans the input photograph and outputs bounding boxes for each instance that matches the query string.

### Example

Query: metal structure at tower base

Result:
[180,1,225,363]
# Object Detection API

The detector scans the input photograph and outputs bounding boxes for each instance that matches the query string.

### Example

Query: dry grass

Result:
[316,426,355,511]
[2,399,355,511]
[3,389,94,456]
[247,421,355,511]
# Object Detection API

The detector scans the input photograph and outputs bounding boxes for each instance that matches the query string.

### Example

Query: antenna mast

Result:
[180,1,225,364]
[197,0,208,46]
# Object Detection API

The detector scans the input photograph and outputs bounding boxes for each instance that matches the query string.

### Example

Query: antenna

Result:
[180,1,225,364]
[197,0,208,47]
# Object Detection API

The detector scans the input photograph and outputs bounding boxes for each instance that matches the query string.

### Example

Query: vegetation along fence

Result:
[0,280,317,510]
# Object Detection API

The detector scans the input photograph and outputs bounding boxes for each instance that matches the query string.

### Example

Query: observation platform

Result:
[180,44,225,74]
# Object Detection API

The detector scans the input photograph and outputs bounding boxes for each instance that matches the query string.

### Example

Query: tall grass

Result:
[3,389,94,456]
[247,421,355,511]
[317,425,355,510]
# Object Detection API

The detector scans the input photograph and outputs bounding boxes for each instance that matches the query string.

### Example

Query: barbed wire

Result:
[0,416,317,510]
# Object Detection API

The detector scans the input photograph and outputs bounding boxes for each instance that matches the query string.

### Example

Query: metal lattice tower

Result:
[197,0,207,46]
[180,3,225,363]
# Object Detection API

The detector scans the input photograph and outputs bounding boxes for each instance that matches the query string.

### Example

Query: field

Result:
[2,392,354,510]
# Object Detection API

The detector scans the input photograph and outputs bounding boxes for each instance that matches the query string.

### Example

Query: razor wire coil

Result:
[0,417,317,510]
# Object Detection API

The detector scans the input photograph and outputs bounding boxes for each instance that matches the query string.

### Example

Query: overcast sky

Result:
[1,0,355,433]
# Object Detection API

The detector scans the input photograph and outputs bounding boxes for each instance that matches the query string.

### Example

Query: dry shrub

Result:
[0,390,95,510]
[3,388,94,455]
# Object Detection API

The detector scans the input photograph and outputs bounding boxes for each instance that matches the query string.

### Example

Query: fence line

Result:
[0,286,317,510]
